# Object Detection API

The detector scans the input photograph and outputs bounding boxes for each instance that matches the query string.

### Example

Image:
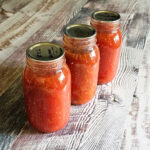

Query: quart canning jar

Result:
[22,43,71,133]
[63,24,100,105]
[91,10,122,84]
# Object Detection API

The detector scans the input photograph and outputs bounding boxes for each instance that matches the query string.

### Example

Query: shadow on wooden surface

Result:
[0,77,26,150]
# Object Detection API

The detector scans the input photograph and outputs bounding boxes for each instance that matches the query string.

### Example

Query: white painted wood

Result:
[121,32,150,150]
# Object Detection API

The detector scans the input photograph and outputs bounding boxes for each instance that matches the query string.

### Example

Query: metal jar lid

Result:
[91,10,120,22]
[26,42,65,62]
[64,24,96,39]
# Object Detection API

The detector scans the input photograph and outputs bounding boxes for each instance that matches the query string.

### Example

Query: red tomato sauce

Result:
[63,24,100,105]
[65,46,99,104]
[91,10,122,84]
[22,43,71,133]
[97,30,122,84]
[23,64,71,132]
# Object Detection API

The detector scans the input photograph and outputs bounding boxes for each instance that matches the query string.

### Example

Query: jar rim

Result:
[26,42,65,63]
[91,10,121,23]
[64,24,96,39]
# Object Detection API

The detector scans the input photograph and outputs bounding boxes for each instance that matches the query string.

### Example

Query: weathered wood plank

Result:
[0,0,32,23]
[10,89,107,150]
[10,90,126,150]
[121,32,150,150]
[0,0,88,96]
[0,0,150,149]
[0,77,26,150]
[1,0,148,149]
[0,0,88,149]
[2,0,31,13]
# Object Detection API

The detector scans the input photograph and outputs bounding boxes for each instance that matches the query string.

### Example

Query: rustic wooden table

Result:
[0,0,150,149]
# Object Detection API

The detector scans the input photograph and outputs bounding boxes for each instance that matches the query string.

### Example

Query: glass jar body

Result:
[96,29,122,84]
[63,43,100,105]
[22,62,71,133]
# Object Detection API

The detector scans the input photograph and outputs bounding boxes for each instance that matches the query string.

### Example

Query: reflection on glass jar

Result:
[91,10,122,84]
[63,24,100,105]
[22,43,71,133]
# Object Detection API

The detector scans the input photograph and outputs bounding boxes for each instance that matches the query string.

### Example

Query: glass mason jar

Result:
[91,10,122,84]
[22,43,71,133]
[63,24,100,105]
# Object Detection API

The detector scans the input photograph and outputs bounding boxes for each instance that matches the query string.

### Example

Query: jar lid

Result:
[26,42,65,62]
[64,24,96,39]
[91,10,120,22]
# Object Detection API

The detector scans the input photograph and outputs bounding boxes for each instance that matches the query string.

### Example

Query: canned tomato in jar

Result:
[22,43,71,133]
[91,11,122,84]
[63,24,100,105]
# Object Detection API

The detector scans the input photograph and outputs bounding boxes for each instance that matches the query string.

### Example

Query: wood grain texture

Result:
[121,31,150,150]
[0,0,150,149]
[2,0,31,13]
[0,77,26,150]
[0,0,88,96]
[0,0,31,23]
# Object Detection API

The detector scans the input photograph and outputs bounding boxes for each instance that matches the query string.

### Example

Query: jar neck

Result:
[90,18,120,33]
[26,55,65,74]
[62,34,97,53]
